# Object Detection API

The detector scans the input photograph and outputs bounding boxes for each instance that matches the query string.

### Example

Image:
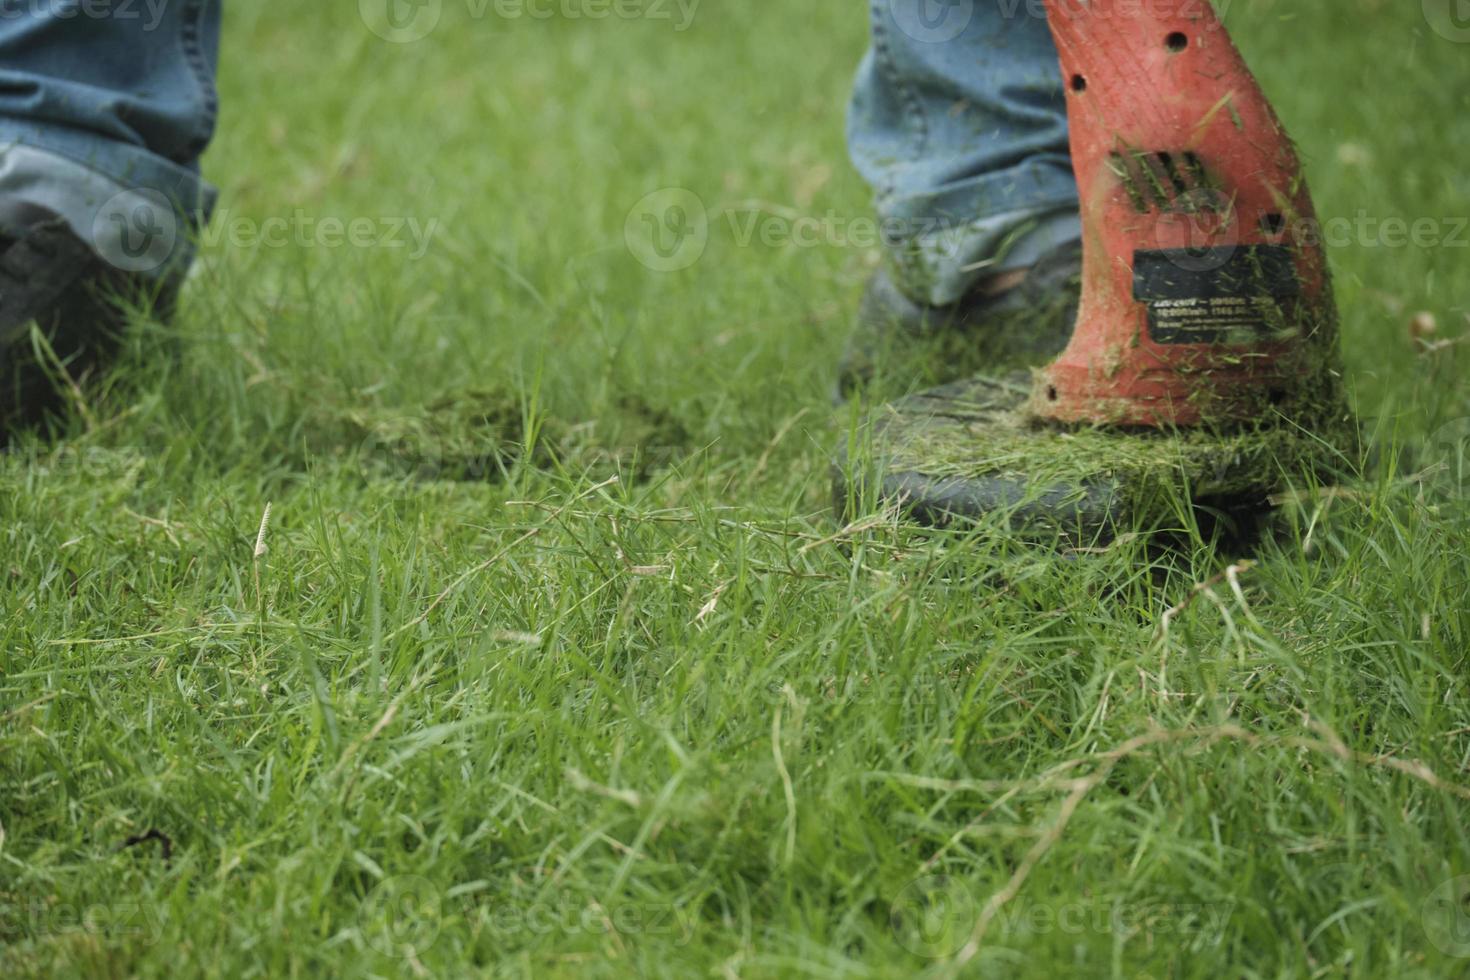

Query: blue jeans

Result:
[0,0,221,277]
[849,1,1079,305]
[0,1,1073,298]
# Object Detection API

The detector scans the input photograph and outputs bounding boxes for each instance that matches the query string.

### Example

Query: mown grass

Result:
[3,1,1470,976]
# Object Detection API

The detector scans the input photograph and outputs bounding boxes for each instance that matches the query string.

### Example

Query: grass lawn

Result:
[4,0,1470,976]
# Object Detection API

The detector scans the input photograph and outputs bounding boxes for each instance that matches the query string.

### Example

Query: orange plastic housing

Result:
[1033,0,1334,427]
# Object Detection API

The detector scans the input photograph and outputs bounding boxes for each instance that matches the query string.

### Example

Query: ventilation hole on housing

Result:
[1108,153,1150,213]
[1166,32,1189,52]
[1135,153,1175,208]
[1046,386,1059,402]
[1182,151,1209,185]
[1260,212,1287,236]
[1071,74,1087,93]
[1157,152,1190,195]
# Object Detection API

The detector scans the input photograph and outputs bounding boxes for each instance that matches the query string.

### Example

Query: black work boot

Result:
[835,239,1082,401]
[0,213,179,434]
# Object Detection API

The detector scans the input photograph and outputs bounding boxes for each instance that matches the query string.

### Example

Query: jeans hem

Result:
[886,201,1082,307]
[0,129,213,279]
[0,118,215,215]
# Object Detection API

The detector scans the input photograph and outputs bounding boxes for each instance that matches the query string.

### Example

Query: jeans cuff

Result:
[888,203,1081,308]
[0,121,216,279]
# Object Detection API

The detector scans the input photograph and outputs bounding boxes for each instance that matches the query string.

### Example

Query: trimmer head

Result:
[837,0,1355,539]
[836,372,1348,541]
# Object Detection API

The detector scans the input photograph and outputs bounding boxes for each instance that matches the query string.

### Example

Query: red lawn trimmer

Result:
[839,0,1355,539]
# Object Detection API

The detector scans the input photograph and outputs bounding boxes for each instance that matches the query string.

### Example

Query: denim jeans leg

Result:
[0,0,223,278]
[848,0,1079,307]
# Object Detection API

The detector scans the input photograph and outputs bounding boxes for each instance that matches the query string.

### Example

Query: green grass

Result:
[4,0,1470,976]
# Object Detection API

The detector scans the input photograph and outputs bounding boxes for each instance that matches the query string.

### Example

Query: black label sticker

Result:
[1133,245,1301,344]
